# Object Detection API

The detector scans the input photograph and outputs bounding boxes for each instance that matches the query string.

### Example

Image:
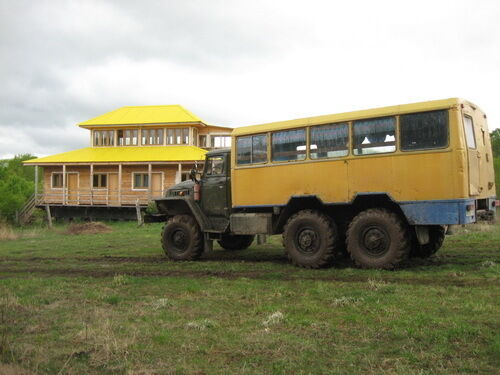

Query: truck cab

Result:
[151,149,258,260]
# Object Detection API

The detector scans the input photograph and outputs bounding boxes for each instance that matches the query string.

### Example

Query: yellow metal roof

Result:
[78,105,203,127]
[24,146,207,164]
[233,98,474,136]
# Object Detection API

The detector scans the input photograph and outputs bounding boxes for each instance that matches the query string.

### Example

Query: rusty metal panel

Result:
[230,213,273,235]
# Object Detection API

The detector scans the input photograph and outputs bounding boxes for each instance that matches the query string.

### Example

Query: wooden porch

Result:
[33,162,196,208]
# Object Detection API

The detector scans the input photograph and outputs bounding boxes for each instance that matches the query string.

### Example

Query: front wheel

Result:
[283,210,339,268]
[217,235,255,250]
[161,215,203,261]
[346,209,410,269]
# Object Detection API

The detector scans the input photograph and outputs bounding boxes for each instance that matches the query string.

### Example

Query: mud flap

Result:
[204,233,213,253]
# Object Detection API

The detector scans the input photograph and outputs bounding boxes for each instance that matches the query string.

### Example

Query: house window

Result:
[93,174,107,188]
[142,128,164,145]
[199,135,209,148]
[193,128,198,146]
[212,135,231,148]
[52,173,63,188]
[93,130,115,146]
[133,173,149,189]
[166,128,189,145]
[117,129,138,146]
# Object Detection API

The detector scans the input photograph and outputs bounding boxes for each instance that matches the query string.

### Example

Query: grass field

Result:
[0,220,499,375]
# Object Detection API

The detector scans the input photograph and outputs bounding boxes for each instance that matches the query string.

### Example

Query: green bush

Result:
[0,154,36,222]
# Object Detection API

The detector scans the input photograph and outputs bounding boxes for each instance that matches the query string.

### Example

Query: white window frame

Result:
[141,128,165,146]
[211,134,232,148]
[131,172,149,191]
[51,172,64,189]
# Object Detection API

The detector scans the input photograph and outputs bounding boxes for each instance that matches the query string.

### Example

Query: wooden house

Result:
[23,105,232,220]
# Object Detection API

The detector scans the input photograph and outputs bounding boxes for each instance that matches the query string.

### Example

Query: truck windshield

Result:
[205,156,225,176]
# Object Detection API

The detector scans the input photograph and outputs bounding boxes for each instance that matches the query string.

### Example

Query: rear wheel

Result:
[346,209,410,269]
[161,215,203,261]
[217,235,255,250]
[410,226,445,258]
[283,210,339,268]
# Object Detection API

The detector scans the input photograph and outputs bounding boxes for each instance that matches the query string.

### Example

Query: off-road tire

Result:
[283,210,339,268]
[346,209,410,269]
[410,225,445,258]
[161,215,203,261]
[217,235,255,251]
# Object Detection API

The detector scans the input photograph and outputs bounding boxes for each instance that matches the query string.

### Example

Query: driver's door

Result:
[201,154,229,218]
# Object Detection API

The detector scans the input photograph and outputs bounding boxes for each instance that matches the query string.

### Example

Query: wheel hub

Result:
[172,229,187,250]
[297,229,318,254]
[362,227,389,256]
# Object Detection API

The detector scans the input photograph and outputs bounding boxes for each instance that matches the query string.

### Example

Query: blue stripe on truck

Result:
[399,199,476,225]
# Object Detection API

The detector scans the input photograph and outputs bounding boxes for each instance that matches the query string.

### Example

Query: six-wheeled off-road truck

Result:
[146,148,493,270]
[147,99,497,269]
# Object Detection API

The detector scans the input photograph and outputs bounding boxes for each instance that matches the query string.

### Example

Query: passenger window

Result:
[400,110,448,151]
[252,134,267,163]
[236,134,268,165]
[353,117,396,155]
[236,137,251,165]
[272,129,306,162]
[205,156,225,176]
[310,123,348,159]
[463,116,476,149]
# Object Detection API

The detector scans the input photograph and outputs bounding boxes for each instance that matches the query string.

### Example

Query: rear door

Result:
[462,104,489,197]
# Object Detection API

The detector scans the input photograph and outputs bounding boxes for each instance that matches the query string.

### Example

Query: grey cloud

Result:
[1,0,499,159]
[0,0,310,156]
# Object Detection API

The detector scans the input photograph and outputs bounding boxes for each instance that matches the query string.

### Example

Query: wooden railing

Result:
[35,189,165,207]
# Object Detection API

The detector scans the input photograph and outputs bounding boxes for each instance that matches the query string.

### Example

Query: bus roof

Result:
[232,98,479,136]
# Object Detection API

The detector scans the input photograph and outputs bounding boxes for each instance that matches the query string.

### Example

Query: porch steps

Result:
[17,193,36,225]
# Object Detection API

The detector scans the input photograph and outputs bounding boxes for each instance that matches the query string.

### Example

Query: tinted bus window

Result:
[400,110,448,151]
[237,134,268,165]
[353,117,396,155]
[252,134,267,163]
[272,129,306,162]
[236,136,251,164]
[310,123,348,159]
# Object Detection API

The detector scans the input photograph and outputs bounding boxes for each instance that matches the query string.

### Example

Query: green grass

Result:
[0,220,499,375]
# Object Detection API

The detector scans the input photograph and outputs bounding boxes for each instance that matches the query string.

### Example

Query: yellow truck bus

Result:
[150,98,497,269]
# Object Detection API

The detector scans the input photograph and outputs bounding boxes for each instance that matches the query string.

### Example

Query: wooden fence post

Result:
[45,204,53,229]
[136,199,143,226]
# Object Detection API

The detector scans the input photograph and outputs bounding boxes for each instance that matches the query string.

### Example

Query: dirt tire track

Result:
[0,266,495,287]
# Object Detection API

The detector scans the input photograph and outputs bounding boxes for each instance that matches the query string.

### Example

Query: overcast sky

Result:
[1,0,499,159]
